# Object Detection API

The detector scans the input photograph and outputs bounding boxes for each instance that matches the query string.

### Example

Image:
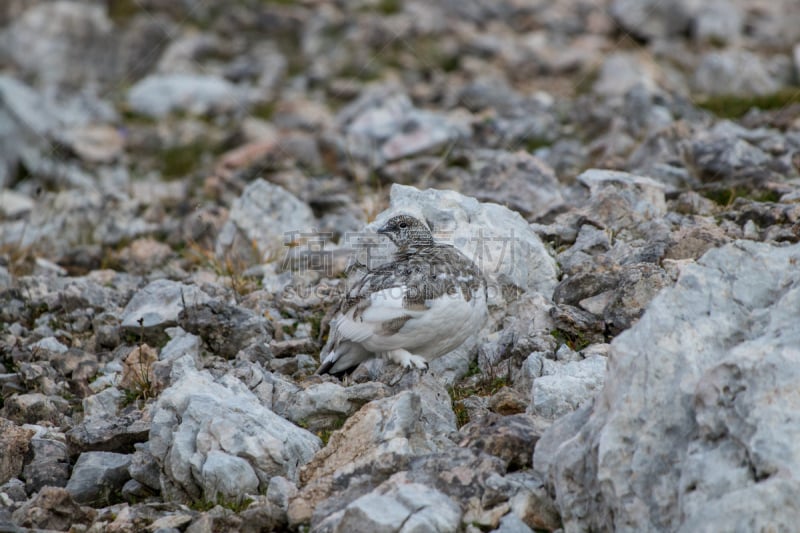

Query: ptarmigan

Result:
[317,214,488,375]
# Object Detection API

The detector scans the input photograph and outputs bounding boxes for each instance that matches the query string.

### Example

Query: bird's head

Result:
[377,214,433,248]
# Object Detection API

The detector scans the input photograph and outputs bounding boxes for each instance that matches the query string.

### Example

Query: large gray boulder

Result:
[288,375,457,526]
[149,366,321,502]
[215,179,315,265]
[610,0,692,41]
[458,149,565,219]
[576,169,667,234]
[65,451,132,505]
[231,362,390,432]
[317,479,462,533]
[536,240,800,532]
[0,188,154,263]
[336,86,470,165]
[693,50,783,96]
[120,279,212,342]
[529,354,607,420]
[0,76,70,189]
[4,1,114,88]
[127,73,245,118]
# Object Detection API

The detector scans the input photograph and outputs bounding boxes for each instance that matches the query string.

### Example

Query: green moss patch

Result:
[697,88,800,119]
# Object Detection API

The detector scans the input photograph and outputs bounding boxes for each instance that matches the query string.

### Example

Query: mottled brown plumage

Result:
[317,214,488,375]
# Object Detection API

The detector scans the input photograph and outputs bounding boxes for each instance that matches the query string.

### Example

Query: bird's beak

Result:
[377,223,390,235]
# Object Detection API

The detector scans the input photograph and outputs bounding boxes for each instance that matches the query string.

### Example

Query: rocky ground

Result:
[1,0,800,531]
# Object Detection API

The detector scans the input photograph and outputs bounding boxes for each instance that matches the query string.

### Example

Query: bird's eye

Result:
[398,222,408,229]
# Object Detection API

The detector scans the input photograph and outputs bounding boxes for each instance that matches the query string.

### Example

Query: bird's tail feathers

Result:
[316,342,371,375]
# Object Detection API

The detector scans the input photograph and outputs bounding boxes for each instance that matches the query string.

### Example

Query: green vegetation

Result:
[701,187,781,207]
[402,36,460,74]
[190,494,254,513]
[697,88,800,119]
[452,399,470,428]
[121,320,158,407]
[308,311,325,343]
[447,361,511,428]
[107,0,140,24]
[251,101,277,121]
[464,359,481,378]
[355,0,402,14]
[161,142,209,180]
[96,236,134,273]
[259,0,298,6]
[468,522,497,532]
[551,328,591,352]
[316,415,349,446]
[572,68,600,96]
[522,136,553,153]
[120,387,144,408]
[376,0,402,15]
[119,109,157,125]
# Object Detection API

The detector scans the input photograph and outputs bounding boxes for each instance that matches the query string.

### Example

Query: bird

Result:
[316,214,488,375]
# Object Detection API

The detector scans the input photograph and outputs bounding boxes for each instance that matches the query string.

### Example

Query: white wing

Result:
[335,286,421,343]
[334,285,486,357]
